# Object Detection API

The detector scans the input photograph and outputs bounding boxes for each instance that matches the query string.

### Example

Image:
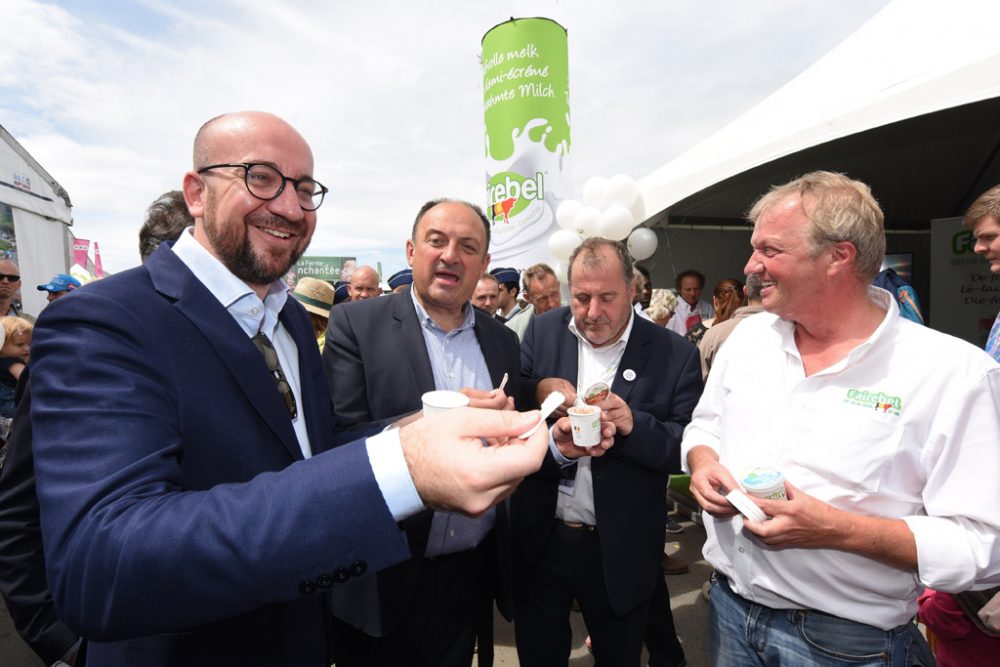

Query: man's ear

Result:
[828,240,858,276]
[182,171,206,220]
[405,239,415,268]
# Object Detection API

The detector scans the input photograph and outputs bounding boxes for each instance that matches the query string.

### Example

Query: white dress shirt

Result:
[555,311,635,525]
[682,287,1000,630]
[666,298,714,335]
[172,231,423,520]
[173,229,312,458]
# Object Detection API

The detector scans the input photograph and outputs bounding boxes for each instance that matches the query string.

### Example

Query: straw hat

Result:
[291,277,335,317]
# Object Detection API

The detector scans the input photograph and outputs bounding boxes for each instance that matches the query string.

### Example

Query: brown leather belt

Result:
[559,520,596,532]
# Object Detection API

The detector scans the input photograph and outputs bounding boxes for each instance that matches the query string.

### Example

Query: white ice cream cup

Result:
[567,405,602,447]
[421,390,470,415]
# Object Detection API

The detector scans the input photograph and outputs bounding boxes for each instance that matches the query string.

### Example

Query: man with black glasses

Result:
[27,111,551,667]
[0,259,22,317]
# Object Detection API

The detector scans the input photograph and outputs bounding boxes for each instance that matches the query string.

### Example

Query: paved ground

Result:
[1,516,710,667]
[482,514,711,666]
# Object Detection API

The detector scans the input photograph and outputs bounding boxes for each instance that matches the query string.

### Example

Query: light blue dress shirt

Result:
[172,231,423,521]
[172,229,312,459]
[987,312,1000,362]
[410,289,496,556]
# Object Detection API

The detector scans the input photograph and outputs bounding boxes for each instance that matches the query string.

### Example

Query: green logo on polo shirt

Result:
[844,389,902,416]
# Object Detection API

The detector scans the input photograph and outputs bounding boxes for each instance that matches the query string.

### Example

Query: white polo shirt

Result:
[682,287,1000,630]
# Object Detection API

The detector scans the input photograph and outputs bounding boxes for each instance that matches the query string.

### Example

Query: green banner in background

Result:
[286,256,357,288]
[482,17,571,267]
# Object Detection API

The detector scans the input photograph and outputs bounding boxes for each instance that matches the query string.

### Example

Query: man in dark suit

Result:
[324,199,521,666]
[27,113,550,667]
[512,237,703,666]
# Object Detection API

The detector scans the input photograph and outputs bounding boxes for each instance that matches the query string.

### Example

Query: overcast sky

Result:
[2,0,888,276]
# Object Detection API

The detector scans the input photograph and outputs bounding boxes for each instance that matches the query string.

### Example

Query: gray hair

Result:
[411,199,491,254]
[523,262,556,295]
[747,171,885,282]
[567,237,632,287]
[139,190,193,261]
[645,288,678,321]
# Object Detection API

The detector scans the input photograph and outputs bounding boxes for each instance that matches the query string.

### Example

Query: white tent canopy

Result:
[638,0,1000,229]
[0,124,74,318]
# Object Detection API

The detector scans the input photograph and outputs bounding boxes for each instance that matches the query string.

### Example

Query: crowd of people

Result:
[0,111,997,667]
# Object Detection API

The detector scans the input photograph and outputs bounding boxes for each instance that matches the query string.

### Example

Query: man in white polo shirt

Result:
[683,171,1000,666]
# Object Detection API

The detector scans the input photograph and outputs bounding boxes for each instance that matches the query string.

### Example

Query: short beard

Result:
[203,200,307,286]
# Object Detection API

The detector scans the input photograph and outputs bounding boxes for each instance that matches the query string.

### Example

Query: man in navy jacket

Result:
[28,112,549,666]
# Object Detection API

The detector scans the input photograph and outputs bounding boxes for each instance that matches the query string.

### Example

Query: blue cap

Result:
[333,281,351,305]
[387,269,412,290]
[37,273,81,293]
[490,267,519,285]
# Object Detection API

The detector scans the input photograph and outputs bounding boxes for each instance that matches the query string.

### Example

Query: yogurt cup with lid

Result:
[741,467,787,501]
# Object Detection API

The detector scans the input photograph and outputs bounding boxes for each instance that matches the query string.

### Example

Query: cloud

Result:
[1,0,888,274]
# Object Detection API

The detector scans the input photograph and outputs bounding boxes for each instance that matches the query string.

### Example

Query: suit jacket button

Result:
[316,575,334,589]
[298,580,316,595]
[332,568,350,583]
[350,560,367,577]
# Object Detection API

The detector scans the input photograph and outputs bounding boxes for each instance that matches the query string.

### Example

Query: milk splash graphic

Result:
[482,18,571,266]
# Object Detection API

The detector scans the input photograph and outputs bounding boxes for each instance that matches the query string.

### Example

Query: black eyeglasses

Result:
[0,274,20,282]
[252,332,298,419]
[198,162,328,211]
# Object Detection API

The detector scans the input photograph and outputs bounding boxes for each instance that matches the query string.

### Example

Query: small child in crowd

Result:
[0,316,32,419]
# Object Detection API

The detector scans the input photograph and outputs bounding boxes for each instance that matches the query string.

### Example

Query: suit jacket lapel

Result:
[610,317,652,404]
[391,289,436,394]
[474,311,507,387]
[148,247,303,461]
[559,310,580,386]
[280,303,329,456]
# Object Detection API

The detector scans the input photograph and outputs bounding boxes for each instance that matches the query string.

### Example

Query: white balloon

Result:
[548,229,582,261]
[598,205,635,241]
[574,206,602,238]
[630,193,646,226]
[556,199,584,230]
[627,227,658,260]
[582,176,610,210]
[554,260,569,285]
[606,174,638,209]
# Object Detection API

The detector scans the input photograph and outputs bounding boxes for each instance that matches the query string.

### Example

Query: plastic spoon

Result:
[518,391,566,439]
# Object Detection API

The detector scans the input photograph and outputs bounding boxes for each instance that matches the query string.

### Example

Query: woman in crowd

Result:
[290,277,335,351]
[685,278,745,345]
[646,288,679,328]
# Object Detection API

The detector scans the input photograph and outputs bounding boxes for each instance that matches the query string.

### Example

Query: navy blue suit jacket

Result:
[323,288,521,632]
[512,307,703,615]
[29,245,410,666]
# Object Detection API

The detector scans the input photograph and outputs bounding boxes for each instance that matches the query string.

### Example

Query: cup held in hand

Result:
[567,405,602,447]
[421,390,470,415]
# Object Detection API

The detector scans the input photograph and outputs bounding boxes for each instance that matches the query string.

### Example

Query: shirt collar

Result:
[171,227,290,337]
[771,286,896,373]
[568,307,636,352]
[409,286,476,334]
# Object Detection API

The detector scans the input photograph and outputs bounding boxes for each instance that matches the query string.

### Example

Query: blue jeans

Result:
[709,576,934,666]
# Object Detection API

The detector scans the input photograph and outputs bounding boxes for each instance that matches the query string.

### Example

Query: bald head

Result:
[349,265,381,301]
[193,112,313,170]
[183,111,318,298]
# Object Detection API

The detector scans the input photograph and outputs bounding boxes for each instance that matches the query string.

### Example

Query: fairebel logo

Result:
[487,171,545,226]
[844,388,902,416]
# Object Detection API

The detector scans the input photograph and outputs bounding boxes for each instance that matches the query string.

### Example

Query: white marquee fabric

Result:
[638,0,1000,226]
[0,125,73,317]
